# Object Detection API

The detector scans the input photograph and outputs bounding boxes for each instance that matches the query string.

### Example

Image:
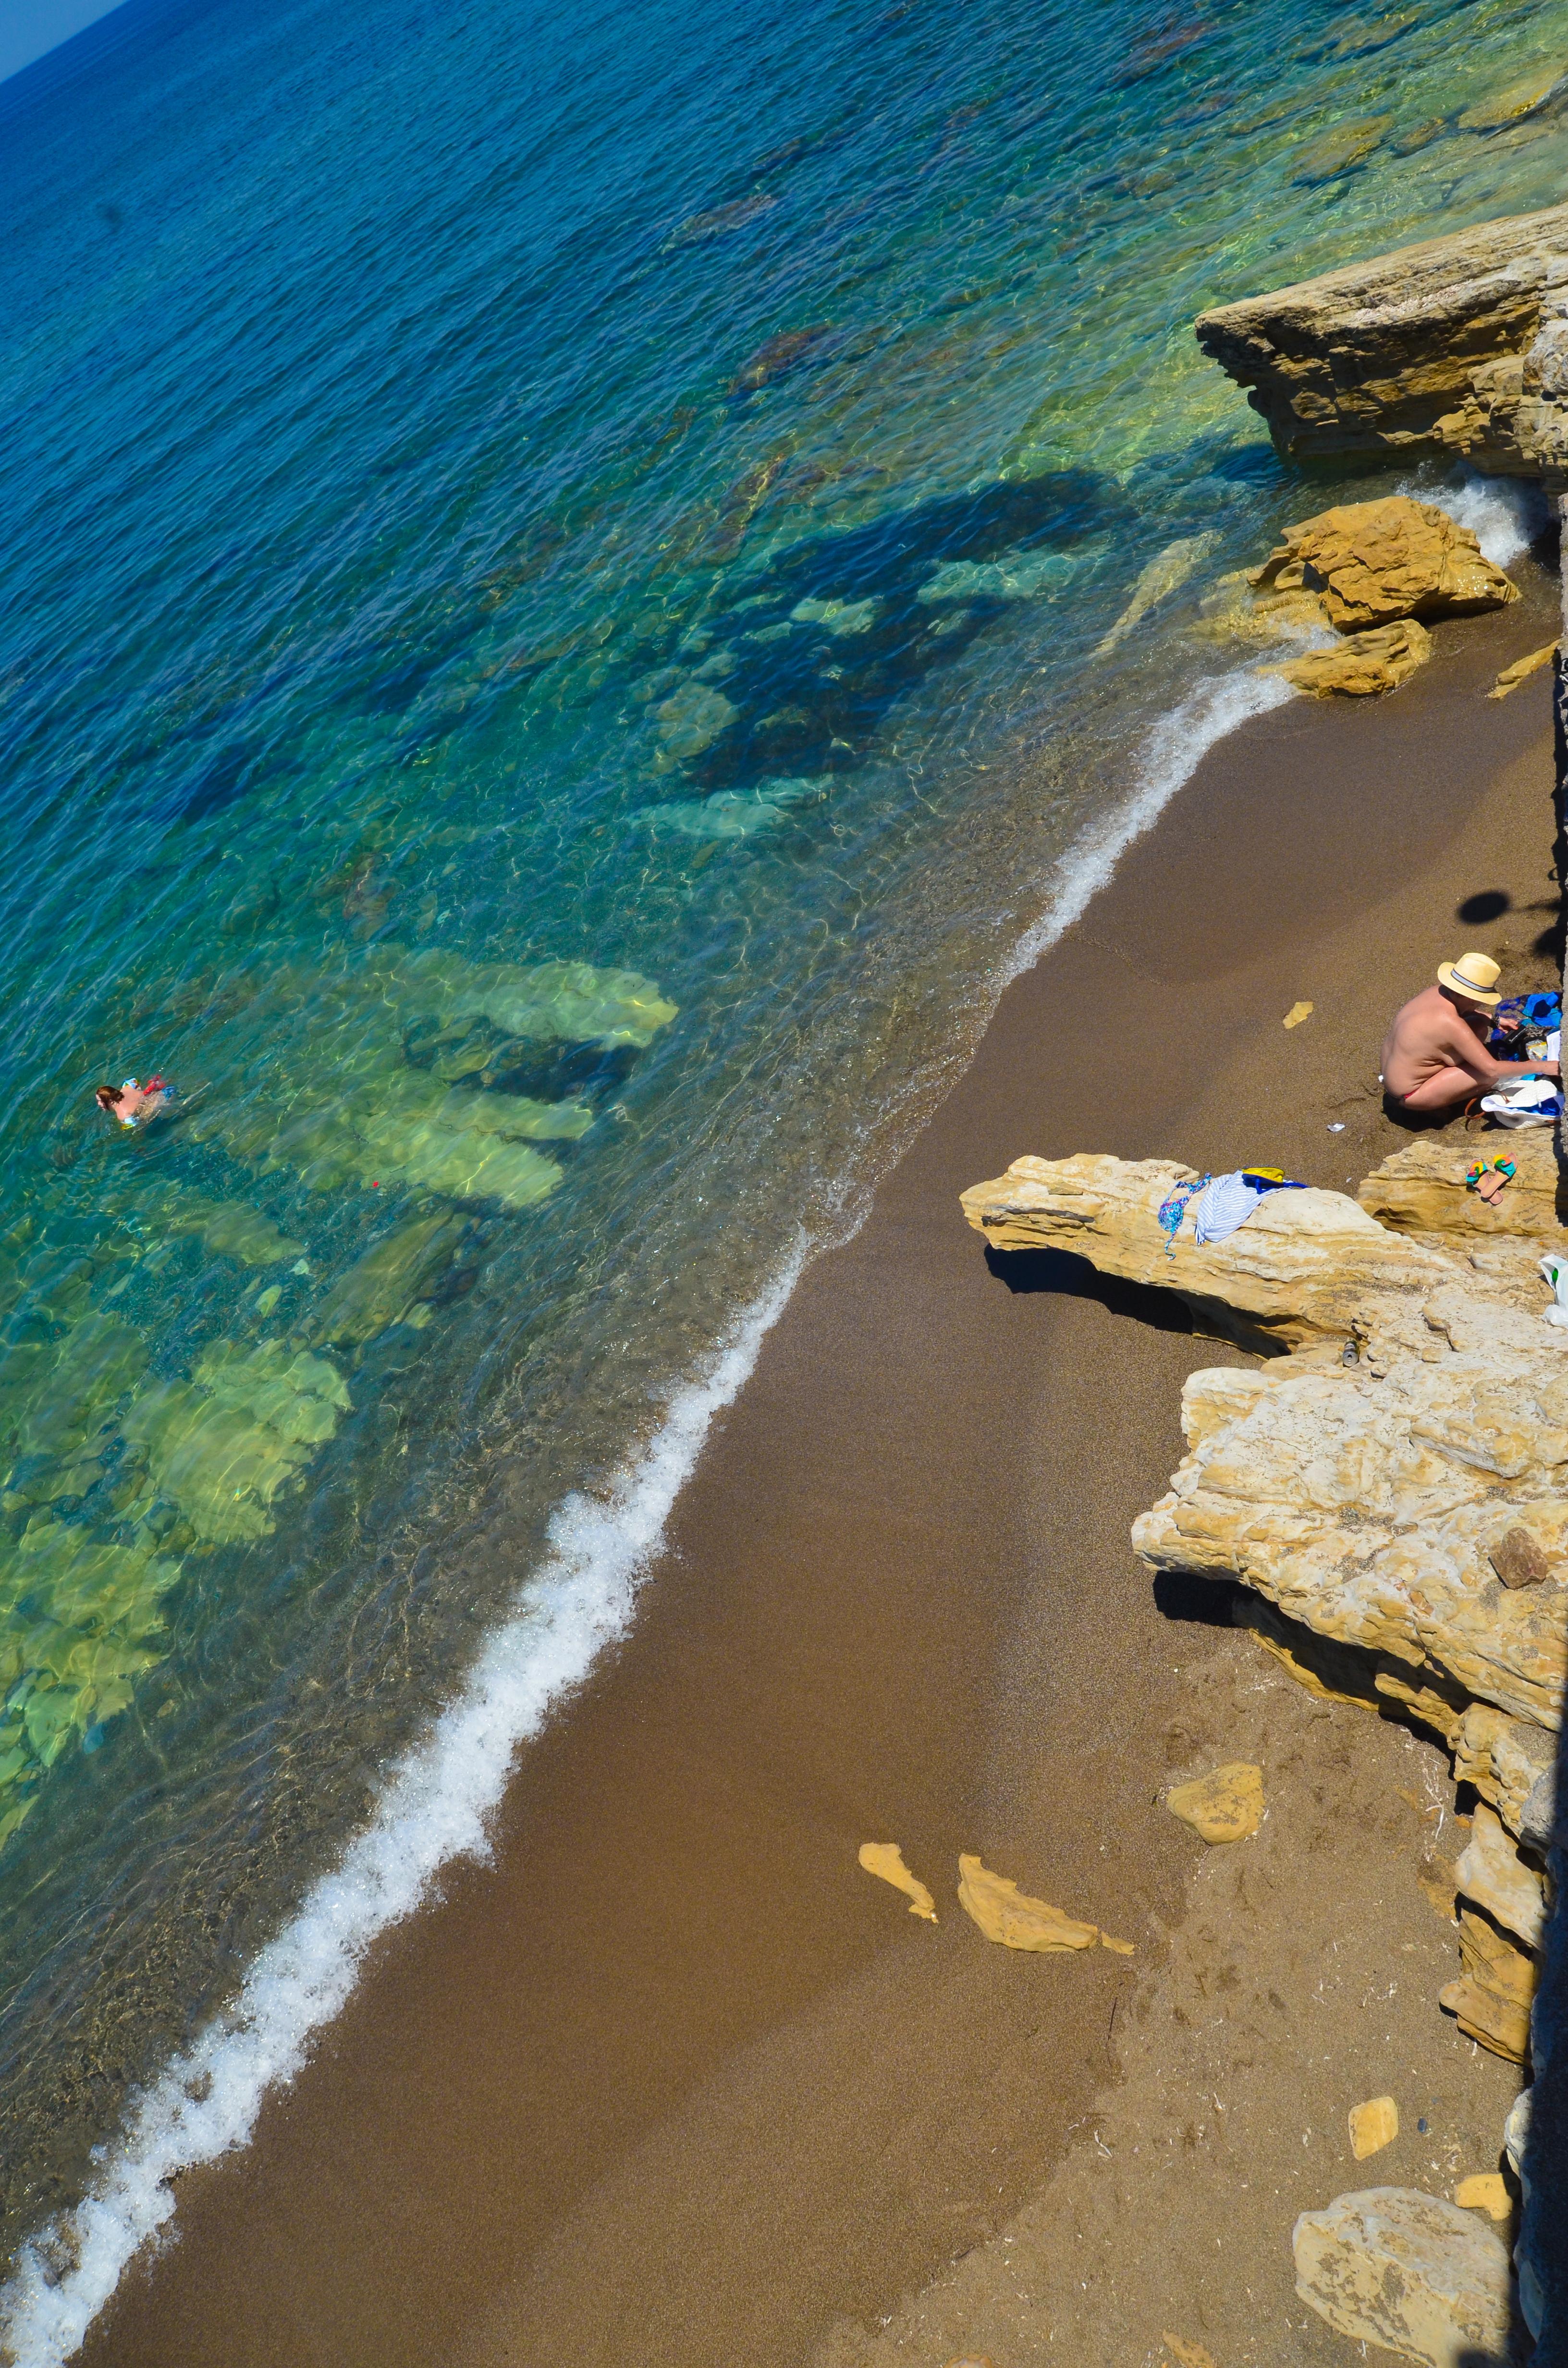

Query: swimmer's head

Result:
[94,1086,119,1113]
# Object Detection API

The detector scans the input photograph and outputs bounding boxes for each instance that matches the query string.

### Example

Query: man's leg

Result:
[1397,1065,1482,1112]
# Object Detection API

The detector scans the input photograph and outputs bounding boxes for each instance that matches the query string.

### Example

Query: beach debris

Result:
[956,1854,1131,1954]
[1161,2337,1219,2368]
[1348,2095,1399,2159]
[858,1841,938,1922]
[1251,499,1518,632]
[1092,532,1220,656]
[1270,616,1432,698]
[1454,2171,1511,2220]
[1292,2187,1511,2366]
[1455,1801,1545,1949]
[1488,640,1558,697]
[1289,115,1393,184]
[1283,1001,1314,1028]
[1164,1762,1264,1844]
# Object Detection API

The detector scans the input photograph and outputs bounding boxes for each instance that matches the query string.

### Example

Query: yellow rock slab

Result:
[1488,640,1557,698]
[1283,1000,1313,1028]
[1162,2338,1220,2368]
[1272,617,1431,698]
[1455,2172,1511,2220]
[1165,1763,1264,1844]
[1349,2094,1399,2159]
[956,1855,1129,1954]
[858,1841,937,1922]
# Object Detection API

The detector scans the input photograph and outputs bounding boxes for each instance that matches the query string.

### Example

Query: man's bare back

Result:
[1382,981,1558,1113]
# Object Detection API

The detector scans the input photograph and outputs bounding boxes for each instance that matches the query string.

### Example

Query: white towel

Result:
[1193,1170,1263,1247]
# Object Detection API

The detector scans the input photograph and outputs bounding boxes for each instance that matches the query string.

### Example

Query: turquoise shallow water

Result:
[1,0,1567,2323]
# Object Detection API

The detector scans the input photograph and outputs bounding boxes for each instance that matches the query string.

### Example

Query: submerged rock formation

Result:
[1194,200,1568,484]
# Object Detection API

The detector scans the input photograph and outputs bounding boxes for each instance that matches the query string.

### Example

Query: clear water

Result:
[0,0,1564,2331]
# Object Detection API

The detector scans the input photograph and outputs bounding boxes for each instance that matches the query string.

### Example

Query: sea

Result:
[0,0,1562,2352]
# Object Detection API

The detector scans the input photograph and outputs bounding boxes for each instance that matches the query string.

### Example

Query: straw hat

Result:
[1437,951,1503,1007]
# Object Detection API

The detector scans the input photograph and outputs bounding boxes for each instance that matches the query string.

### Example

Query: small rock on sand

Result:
[1348,2094,1399,2159]
[858,1841,938,1922]
[1454,2171,1511,2220]
[1282,1001,1313,1028]
[1293,2186,1511,2366]
[1488,640,1557,698]
[1271,617,1431,697]
[1162,2338,1220,2368]
[1165,1763,1264,1844]
[956,1854,1130,1954]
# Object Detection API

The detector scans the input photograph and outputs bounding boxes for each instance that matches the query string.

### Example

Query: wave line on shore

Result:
[0,1237,809,2368]
[1003,666,1298,986]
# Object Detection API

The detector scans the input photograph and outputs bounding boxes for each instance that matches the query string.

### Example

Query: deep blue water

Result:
[0,0,1566,2341]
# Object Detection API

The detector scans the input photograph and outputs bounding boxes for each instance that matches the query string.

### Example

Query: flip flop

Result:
[1470,1158,1514,1205]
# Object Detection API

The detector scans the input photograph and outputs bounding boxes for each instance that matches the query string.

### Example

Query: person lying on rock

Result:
[94,1075,175,1128]
[1381,952,1558,1117]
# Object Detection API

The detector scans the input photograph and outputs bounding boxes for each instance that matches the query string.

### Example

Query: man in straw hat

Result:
[1382,951,1559,1115]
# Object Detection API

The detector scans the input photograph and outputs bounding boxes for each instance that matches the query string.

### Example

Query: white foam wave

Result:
[0,1238,807,2368]
[1408,469,1548,567]
[1001,664,1298,985]
[0,662,1299,2367]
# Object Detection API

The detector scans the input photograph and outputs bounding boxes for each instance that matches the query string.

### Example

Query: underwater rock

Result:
[0,1520,180,1845]
[1193,570,1334,647]
[1293,2187,1512,2365]
[1250,500,1518,630]
[789,594,880,635]
[1195,201,1568,482]
[305,1212,467,1347]
[123,1339,350,1544]
[1271,617,1432,697]
[638,776,830,840]
[917,548,1078,604]
[652,679,739,764]
[1457,68,1565,134]
[1092,532,1221,656]
[159,1190,305,1267]
[0,1313,150,1507]
[1288,115,1393,184]
[666,190,780,247]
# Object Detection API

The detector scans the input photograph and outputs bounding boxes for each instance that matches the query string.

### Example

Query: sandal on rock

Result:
[1468,1158,1515,1204]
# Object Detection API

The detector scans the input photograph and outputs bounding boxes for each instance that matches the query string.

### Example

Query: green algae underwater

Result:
[4,0,1568,2310]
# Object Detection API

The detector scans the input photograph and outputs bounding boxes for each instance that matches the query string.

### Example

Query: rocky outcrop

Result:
[1194,200,1568,485]
[1251,501,1519,630]
[1359,1128,1563,1239]
[963,1148,1564,2194]
[1273,618,1432,697]
[1292,2187,1513,2365]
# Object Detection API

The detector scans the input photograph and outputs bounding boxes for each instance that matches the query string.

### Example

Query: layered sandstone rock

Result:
[1292,2187,1513,2363]
[1194,200,1568,485]
[1251,499,1519,629]
[1359,1129,1563,1239]
[1273,617,1432,697]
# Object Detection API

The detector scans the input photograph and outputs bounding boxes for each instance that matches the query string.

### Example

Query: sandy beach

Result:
[77,566,1562,2368]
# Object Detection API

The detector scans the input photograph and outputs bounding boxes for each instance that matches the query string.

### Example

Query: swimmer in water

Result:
[95,1076,175,1128]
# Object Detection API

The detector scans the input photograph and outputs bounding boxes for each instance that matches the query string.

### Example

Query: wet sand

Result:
[82,580,1562,2368]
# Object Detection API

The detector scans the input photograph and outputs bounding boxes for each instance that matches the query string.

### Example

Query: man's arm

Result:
[1439,1014,1560,1089]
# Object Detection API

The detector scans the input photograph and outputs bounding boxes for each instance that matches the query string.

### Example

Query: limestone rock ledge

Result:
[964,1149,1566,2111]
[1194,200,1568,485]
